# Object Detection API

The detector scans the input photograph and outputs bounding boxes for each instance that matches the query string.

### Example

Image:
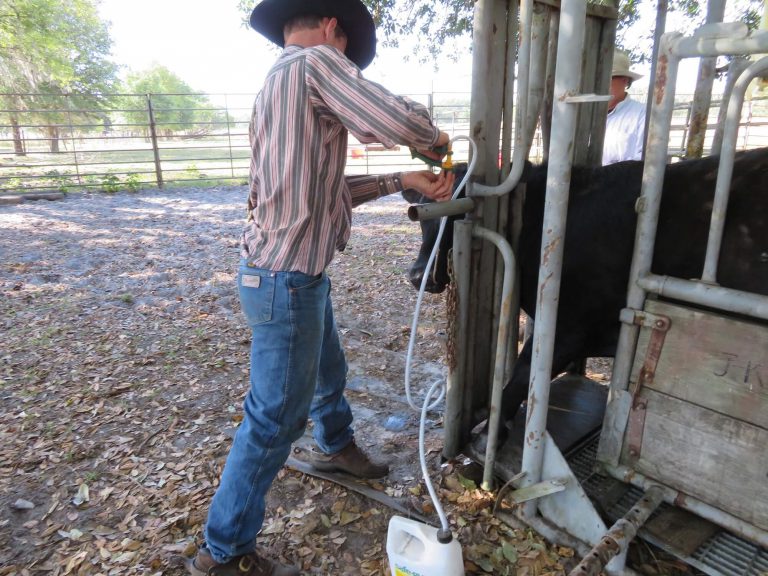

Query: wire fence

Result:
[1,91,767,194]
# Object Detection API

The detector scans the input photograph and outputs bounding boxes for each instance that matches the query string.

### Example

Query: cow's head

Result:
[403,161,536,294]
[402,164,468,294]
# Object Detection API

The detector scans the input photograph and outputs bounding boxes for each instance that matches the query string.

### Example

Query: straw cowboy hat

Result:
[612,50,643,81]
[249,0,377,70]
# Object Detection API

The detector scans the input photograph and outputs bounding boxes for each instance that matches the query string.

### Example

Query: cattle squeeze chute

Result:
[407,1,768,574]
[596,24,768,558]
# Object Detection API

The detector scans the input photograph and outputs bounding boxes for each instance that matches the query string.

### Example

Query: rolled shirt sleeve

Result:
[304,46,440,151]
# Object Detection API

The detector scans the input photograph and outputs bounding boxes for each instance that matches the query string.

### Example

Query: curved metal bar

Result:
[471,0,533,197]
[470,225,516,491]
[701,56,768,283]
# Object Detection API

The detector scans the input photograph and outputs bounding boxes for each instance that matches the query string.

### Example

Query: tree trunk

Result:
[759,2,768,96]
[685,0,726,159]
[47,126,60,153]
[10,116,26,156]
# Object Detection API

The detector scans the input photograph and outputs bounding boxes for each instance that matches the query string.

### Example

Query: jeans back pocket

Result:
[238,268,275,326]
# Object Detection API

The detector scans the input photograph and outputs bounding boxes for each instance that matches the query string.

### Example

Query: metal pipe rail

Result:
[520,0,588,519]
[604,463,768,549]
[407,198,475,222]
[568,486,665,576]
[0,90,457,193]
[638,274,768,321]
[471,226,517,491]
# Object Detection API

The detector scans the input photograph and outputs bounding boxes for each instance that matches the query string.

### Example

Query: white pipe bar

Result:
[673,28,768,57]
[684,0,725,158]
[500,0,520,177]
[526,4,551,157]
[710,56,750,156]
[638,273,768,321]
[473,226,516,491]
[520,0,586,519]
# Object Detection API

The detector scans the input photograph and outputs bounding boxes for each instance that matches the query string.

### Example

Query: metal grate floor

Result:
[691,532,768,576]
[566,435,768,576]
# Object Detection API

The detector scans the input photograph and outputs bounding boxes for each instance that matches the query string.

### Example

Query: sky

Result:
[97,0,474,99]
[98,0,720,106]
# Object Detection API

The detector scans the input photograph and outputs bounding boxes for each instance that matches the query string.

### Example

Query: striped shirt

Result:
[241,44,440,275]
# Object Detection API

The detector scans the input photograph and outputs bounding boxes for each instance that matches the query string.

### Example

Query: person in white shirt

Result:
[602,50,646,165]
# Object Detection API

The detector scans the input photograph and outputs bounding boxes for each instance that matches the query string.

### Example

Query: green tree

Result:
[757,1,768,96]
[122,64,228,137]
[0,0,119,154]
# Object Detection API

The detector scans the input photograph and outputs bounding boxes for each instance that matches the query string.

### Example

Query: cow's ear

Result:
[521,160,534,182]
[401,188,426,204]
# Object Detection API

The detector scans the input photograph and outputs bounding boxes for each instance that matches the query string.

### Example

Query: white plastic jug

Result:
[386,515,464,576]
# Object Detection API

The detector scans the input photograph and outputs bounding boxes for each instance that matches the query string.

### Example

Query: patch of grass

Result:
[101,174,121,194]
[27,326,61,348]
[124,173,142,192]
[43,422,57,438]
[83,470,101,483]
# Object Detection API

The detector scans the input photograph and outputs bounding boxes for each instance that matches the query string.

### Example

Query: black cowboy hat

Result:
[249,0,377,70]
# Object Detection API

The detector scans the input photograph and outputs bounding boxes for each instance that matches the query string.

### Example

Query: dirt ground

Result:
[0,187,690,576]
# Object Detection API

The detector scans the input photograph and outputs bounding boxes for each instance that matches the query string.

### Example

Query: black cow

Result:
[405,148,768,429]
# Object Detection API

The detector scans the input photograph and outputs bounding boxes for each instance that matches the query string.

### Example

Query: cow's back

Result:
[518,160,644,329]
[655,147,768,296]
[519,149,768,326]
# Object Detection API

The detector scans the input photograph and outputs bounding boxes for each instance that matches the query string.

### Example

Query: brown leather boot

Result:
[309,439,389,478]
[185,547,299,576]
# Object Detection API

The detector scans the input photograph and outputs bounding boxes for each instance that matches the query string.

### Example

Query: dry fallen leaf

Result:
[71,483,90,507]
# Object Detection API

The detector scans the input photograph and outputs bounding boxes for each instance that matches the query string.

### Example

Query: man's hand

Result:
[413,131,452,163]
[401,170,455,202]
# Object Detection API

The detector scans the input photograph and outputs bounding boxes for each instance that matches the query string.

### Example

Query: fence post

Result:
[225,94,235,179]
[66,94,83,186]
[146,94,164,189]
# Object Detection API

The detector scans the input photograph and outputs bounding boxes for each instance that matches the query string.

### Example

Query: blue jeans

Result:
[203,262,354,563]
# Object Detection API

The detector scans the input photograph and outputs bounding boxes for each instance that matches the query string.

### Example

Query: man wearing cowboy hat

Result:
[603,50,646,165]
[186,1,454,574]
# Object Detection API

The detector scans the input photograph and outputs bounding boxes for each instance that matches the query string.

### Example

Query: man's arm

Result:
[346,170,454,208]
[304,46,443,151]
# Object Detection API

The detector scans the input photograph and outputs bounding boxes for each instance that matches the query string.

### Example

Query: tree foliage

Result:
[121,65,229,136]
[0,0,120,152]
[0,0,118,92]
